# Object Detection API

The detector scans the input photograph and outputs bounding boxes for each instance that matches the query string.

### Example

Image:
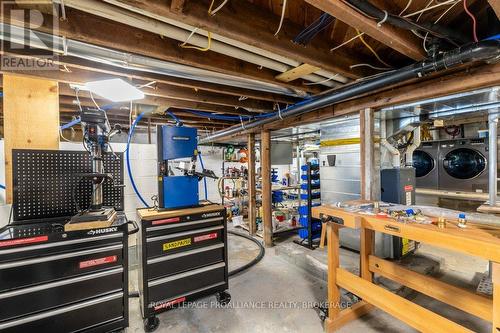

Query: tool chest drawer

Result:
[145,215,224,237]
[146,225,224,258]
[0,244,123,292]
[0,292,125,333]
[147,243,225,280]
[0,267,123,322]
[0,232,124,263]
[148,262,226,304]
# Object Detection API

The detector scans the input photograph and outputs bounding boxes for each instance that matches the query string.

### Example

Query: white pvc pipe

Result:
[380,114,401,167]
[58,0,347,87]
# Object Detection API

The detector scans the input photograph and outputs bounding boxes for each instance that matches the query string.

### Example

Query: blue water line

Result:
[198,152,208,201]
[485,34,500,41]
[126,112,150,208]
[166,110,182,125]
[0,184,5,190]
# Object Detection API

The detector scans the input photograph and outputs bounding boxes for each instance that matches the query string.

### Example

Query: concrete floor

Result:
[127,232,492,333]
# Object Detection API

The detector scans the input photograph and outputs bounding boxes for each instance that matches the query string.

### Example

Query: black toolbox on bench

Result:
[137,204,230,331]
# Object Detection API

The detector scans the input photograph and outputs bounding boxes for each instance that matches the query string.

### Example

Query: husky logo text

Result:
[87,227,118,236]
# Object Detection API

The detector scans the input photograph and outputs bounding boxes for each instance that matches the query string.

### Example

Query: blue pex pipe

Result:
[0,184,5,190]
[126,112,150,208]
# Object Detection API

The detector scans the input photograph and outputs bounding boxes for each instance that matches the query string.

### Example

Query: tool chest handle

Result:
[127,220,140,235]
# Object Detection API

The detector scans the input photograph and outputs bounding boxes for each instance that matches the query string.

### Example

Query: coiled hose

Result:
[227,230,265,277]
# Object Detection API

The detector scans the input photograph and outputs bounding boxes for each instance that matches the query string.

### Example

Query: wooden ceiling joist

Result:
[0,7,315,95]
[488,0,500,19]
[304,0,426,61]
[101,0,370,79]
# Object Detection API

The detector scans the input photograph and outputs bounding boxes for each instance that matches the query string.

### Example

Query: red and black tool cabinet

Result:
[137,204,230,332]
[0,214,137,333]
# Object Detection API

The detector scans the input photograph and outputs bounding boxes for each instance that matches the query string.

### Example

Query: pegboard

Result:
[12,149,124,221]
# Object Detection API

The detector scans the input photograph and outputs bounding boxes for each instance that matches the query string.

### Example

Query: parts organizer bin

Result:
[137,204,230,332]
[296,163,321,249]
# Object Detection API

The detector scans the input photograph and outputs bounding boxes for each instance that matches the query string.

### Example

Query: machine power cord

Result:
[227,230,265,277]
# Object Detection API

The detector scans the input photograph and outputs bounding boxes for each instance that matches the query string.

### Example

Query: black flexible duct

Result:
[345,0,468,46]
[200,40,500,144]
[228,230,265,277]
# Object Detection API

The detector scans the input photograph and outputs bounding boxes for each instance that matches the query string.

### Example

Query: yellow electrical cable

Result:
[179,31,212,52]
[356,29,392,68]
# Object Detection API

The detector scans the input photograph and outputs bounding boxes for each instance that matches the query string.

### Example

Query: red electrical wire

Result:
[463,0,479,42]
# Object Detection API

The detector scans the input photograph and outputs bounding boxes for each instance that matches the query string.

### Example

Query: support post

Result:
[325,223,341,332]
[360,108,377,200]
[261,130,273,247]
[247,133,257,235]
[359,108,376,282]
[3,74,59,203]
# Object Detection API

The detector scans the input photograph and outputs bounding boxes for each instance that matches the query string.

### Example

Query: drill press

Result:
[68,108,122,227]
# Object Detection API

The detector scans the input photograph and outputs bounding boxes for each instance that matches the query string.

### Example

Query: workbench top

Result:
[312,204,500,263]
[137,203,225,221]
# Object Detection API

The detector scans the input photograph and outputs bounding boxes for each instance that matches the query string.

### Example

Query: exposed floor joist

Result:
[100,0,371,79]
[0,7,316,96]
[304,0,426,60]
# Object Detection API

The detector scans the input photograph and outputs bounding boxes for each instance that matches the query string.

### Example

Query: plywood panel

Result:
[3,74,59,203]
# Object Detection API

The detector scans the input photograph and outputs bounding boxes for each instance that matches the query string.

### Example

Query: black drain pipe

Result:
[200,41,500,144]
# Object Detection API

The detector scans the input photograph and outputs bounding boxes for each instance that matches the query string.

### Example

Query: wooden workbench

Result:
[312,204,500,333]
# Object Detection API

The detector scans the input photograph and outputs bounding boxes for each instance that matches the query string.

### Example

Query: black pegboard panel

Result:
[12,149,124,221]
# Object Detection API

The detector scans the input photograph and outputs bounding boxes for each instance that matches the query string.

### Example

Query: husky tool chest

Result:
[0,214,137,333]
[137,204,230,332]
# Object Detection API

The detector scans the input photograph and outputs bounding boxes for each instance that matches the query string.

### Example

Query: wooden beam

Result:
[336,269,474,333]
[3,74,59,203]
[105,0,370,78]
[260,130,273,247]
[369,256,493,322]
[304,0,426,60]
[360,108,378,200]
[0,7,313,95]
[275,64,320,83]
[324,223,343,332]
[488,0,500,19]
[247,133,257,236]
[170,0,186,13]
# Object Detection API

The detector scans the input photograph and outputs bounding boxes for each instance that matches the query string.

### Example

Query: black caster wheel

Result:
[144,316,160,332]
[216,291,231,306]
